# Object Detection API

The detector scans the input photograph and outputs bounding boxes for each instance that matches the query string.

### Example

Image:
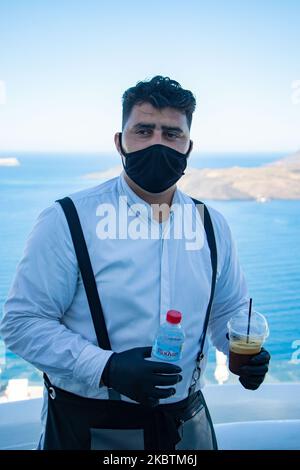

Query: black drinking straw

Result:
[246,298,252,343]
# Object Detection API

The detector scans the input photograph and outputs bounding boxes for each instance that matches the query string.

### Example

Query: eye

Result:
[166,132,178,138]
[136,129,151,135]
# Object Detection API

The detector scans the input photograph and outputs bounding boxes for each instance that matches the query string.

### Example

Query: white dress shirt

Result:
[0,172,249,432]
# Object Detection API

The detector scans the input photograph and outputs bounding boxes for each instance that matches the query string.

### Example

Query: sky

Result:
[0,0,299,153]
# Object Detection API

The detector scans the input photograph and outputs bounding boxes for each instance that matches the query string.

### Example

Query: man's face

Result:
[115,102,192,157]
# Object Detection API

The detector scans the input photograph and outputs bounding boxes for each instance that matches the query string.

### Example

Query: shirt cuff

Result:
[73,343,115,390]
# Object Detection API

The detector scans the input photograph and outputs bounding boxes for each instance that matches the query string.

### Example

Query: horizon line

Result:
[0,148,297,156]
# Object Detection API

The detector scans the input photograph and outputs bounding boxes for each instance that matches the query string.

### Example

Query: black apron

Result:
[42,196,218,450]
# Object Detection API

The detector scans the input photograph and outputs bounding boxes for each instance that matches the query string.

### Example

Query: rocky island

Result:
[82,150,300,200]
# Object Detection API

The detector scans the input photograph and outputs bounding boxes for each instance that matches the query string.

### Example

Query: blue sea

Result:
[0,151,299,386]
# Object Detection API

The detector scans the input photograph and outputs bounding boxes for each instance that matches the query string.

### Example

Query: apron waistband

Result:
[44,375,205,450]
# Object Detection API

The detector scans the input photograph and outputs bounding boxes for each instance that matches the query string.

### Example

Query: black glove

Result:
[101,346,182,407]
[238,347,271,390]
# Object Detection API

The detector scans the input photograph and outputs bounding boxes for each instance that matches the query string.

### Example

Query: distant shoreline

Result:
[0,157,20,167]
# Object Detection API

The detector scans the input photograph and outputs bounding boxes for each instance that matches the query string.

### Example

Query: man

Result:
[0,76,270,450]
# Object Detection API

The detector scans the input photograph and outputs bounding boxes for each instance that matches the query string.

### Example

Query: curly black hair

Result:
[122,75,196,130]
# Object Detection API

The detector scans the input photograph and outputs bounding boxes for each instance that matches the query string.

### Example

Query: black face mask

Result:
[119,133,192,193]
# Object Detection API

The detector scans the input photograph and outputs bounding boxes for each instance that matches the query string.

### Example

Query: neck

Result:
[122,171,175,222]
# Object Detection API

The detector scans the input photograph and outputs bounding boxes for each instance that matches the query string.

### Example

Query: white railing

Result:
[1,351,300,450]
[0,382,300,450]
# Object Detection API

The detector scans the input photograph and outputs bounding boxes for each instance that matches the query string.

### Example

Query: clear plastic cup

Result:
[227,309,269,375]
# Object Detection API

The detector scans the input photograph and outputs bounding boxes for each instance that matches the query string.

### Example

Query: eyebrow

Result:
[132,123,184,133]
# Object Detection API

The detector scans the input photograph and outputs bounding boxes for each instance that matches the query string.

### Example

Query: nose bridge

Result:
[151,127,164,144]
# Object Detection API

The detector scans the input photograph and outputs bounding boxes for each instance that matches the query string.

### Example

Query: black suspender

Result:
[55,197,112,351]
[189,198,218,395]
[44,195,217,399]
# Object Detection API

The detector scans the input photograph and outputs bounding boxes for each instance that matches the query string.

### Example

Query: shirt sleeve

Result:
[207,208,250,356]
[0,202,114,390]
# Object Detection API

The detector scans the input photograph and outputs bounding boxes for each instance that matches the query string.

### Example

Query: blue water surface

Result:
[0,151,299,385]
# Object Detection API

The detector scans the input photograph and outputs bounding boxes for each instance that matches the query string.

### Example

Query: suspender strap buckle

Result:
[197,352,204,364]
[48,387,56,400]
[188,353,204,396]
[192,365,201,383]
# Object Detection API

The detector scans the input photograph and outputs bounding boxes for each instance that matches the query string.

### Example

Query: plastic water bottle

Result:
[151,310,185,362]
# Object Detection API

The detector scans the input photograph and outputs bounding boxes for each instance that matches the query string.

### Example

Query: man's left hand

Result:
[238,347,271,390]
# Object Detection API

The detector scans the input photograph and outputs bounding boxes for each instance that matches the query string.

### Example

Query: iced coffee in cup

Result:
[227,309,269,375]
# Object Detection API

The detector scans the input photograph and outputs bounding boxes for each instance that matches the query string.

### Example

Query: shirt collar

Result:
[118,171,180,227]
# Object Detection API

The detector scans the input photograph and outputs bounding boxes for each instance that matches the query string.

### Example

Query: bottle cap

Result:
[166,310,182,324]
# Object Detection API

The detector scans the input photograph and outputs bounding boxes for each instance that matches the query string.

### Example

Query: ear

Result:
[114,132,122,156]
[187,139,193,157]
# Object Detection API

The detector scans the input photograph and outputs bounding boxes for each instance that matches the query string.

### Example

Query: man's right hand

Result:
[101,346,183,407]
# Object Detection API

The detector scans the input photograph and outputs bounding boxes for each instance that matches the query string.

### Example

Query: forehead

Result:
[126,102,189,130]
